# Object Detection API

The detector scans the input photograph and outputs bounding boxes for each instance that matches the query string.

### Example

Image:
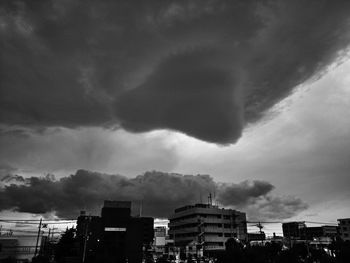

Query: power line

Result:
[0,218,75,222]
[304,221,338,225]
[247,220,338,225]
[2,221,76,225]
[0,227,66,234]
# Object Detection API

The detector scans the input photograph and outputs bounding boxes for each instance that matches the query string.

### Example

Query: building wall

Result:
[282,222,306,239]
[155,227,166,246]
[101,201,131,263]
[248,232,266,241]
[296,225,338,241]
[0,235,42,262]
[76,214,102,262]
[338,218,350,241]
[76,200,154,263]
[168,203,247,253]
[0,238,18,260]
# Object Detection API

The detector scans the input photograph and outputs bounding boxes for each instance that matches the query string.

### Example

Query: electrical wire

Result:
[0,219,75,222]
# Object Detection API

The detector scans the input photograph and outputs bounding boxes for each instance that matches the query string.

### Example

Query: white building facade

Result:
[168,203,247,254]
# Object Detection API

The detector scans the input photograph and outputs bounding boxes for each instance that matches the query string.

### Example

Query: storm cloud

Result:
[0,170,307,219]
[1,1,350,143]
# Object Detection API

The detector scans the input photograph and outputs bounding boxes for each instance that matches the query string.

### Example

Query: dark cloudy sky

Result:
[1,0,350,228]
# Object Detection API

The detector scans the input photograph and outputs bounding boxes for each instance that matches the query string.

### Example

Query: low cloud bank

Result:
[0,170,307,220]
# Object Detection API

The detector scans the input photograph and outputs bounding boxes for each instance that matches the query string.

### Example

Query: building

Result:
[76,212,103,263]
[338,218,350,241]
[248,232,266,242]
[168,203,247,256]
[101,200,131,263]
[0,235,43,262]
[0,237,18,260]
[282,222,306,239]
[301,225,338,240]
[76,200,154,263]
[154,227,166,247]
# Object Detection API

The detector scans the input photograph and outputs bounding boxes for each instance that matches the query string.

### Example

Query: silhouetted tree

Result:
[54,227,79,263]
[223,238,244,263]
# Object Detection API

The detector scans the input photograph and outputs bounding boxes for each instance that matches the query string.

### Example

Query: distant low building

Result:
[338,218,350,241]
[168,203,247,256]
[269,233,283,243]
[154,226,166,247]
[0,237,18,260]
[0,235,42,262]
[248,232,266,242]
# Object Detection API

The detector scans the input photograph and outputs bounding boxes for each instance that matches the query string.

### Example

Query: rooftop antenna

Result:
[213,190,217,206]
[208,193,212,206]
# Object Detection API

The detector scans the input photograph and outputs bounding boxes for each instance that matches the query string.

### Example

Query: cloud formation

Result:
[0,170,307,220]
[0,163,18,177]
[1,0,350,143]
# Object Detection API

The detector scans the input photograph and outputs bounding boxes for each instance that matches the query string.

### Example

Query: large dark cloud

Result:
[1,0,350,143]
[0,170,307,220]
[115,49,244,143]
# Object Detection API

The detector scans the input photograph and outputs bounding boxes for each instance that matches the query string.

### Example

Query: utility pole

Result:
[82,216,91,263]
[197,217,205,258]
[48,228,51,242]
[34,218,42,257]
[256,222,264,242]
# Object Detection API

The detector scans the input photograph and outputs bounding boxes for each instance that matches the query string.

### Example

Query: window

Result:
[343,227,348,231]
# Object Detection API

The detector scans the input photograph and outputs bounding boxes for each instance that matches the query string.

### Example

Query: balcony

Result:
[168,218,198,227]
[169,227,198,235]
[203,227,222,233]
[205,245,225,251]
[203,236,226,242]
[202,218,223,224]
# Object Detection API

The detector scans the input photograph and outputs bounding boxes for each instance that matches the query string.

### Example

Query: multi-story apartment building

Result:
[168,203,247,254]
[338,218,350,241]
